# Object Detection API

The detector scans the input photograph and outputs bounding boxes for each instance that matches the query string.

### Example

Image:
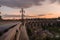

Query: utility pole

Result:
[20,8,25,25]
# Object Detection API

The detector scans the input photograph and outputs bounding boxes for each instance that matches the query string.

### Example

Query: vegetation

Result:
[25,18,60,40]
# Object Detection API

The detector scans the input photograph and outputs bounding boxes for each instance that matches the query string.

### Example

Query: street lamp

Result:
[20,8,25,25]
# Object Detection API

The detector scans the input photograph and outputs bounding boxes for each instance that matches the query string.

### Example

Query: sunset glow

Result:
[0,0,60,19]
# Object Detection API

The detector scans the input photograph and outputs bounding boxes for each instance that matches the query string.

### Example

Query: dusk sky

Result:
[0,0,60,19]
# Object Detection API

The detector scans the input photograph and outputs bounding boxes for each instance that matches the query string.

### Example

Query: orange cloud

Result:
[39,14,58,18]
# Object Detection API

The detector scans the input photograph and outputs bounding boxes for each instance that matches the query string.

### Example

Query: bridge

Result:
[0,21,29,40]
[0,18,60,40]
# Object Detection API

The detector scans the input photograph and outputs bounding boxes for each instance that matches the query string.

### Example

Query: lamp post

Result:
[20,8,25,25]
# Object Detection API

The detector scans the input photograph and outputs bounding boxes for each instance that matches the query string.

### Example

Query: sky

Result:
[0,0,60,19]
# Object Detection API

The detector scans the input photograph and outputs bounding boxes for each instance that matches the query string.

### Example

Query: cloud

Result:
[0,0,45,8]
[0,0,60,8]
[37,13,53,16]
[50,0,60,4]
[50,0,56,3]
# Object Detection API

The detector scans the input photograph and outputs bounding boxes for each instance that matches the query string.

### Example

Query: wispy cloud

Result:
[37,13,53,16]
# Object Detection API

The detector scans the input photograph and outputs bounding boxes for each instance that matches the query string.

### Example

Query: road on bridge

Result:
[0,21,29,40]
